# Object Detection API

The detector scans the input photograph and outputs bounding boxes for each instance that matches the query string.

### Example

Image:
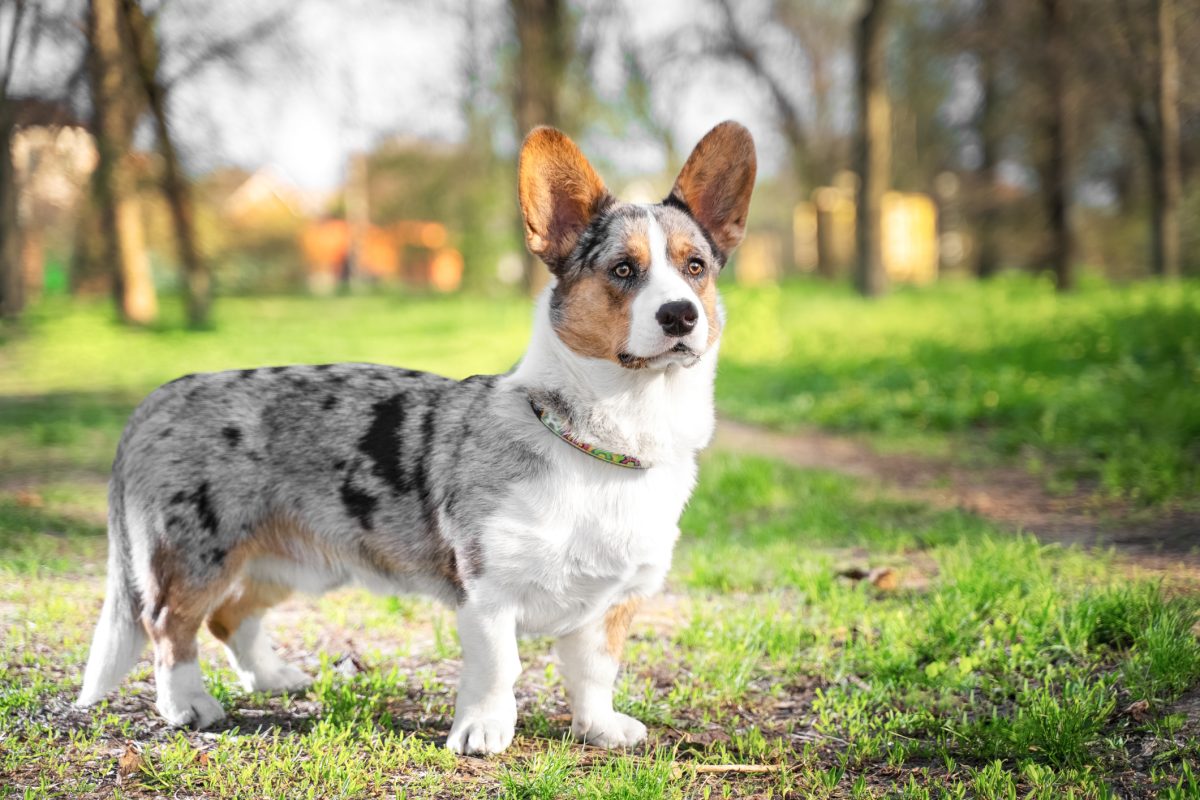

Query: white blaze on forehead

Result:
[624,209,708,358]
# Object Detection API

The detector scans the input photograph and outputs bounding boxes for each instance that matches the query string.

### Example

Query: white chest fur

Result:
[477,286,719,636]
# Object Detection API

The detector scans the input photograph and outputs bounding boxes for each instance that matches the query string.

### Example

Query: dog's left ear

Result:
[665,121,757,259]
[519,127,613,274]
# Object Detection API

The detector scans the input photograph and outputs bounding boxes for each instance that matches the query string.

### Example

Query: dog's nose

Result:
[656,300,699,337]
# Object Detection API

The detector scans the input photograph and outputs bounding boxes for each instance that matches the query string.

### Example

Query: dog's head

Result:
[519,121,756,370]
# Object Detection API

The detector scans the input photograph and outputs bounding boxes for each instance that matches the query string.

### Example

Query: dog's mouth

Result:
[618,342,700,370]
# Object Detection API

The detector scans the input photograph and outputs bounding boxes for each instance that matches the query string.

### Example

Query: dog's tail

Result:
[77,469,147,707]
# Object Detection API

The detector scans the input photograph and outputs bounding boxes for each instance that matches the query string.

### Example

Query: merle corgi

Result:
[77,121,756,755]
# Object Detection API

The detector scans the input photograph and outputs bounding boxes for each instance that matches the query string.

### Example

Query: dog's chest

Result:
[478,457,696,635]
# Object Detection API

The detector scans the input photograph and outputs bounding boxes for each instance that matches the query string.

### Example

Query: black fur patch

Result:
[359,394,408,494]
[322,395,338,410]
[159,428,173,439]
[239,369,257,379]
[169,490,188,505]
[194,481,220,537]
[269,366,289,374]
[340,478,378,530]
[222,426,241,447]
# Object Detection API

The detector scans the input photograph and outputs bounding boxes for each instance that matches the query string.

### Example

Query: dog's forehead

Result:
[573,202,713,270]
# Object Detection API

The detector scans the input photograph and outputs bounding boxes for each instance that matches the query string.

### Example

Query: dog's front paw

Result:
[572,712,647,749]
[446,715,516,756]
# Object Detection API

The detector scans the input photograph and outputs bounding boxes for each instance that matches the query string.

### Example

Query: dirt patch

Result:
[714,418,1200,577]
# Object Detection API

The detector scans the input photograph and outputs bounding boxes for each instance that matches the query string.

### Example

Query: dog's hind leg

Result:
[206,579,311,694]
[144,549,227,729]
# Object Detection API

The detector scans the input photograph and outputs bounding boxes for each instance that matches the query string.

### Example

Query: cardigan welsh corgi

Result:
[76,121,756,755]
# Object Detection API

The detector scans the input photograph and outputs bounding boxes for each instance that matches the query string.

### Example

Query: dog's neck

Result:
[507,286,718,466]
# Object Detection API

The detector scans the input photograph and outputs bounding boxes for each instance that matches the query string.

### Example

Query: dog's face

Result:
[519,122,757,370]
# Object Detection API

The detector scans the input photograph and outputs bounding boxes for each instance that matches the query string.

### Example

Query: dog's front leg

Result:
[555,599,647,749]
[446,603,521,755]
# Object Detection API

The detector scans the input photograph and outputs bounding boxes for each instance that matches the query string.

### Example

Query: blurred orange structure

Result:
[299,219,463,293]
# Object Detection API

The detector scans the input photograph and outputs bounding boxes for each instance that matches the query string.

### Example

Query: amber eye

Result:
[613,262,633,279]
[687,258,705,276]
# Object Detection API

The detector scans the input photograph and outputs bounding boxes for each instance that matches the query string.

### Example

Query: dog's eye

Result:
[687,258,705,276]
[612,262,633,279]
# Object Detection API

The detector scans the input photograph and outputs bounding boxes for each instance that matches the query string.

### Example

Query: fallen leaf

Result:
[117,745,142,776]
[14,490,44,509]
[1123,699,1151,722]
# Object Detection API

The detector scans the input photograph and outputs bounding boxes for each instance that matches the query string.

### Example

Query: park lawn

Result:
[1,453,1199,798]
[0,280,1198,796]
[1,274,1198,503]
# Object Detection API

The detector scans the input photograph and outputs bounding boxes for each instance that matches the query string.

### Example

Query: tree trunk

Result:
[0,111,22,320]
[1038,0,1073,292]
[854,0,890,298]
[0,0,25,320]
[122,0,210,325]
[87,0,157,324]
[510,0,569,296]
[1152,0,1181,279]
[975,0,1002,279]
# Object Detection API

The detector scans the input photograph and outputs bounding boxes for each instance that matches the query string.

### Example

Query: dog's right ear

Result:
[518,127,613,274]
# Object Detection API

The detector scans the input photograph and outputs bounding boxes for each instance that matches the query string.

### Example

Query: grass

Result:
[1,280,1198,797]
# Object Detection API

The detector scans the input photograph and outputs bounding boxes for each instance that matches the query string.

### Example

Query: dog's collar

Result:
[529,399,648,470]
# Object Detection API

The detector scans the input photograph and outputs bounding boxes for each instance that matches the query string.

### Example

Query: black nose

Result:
[656,300,699,337]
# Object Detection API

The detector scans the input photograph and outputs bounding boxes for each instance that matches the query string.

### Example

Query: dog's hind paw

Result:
[572,712,647,749]
[241,663,312,694]
[446,716,516,756]
[157,690,226,730]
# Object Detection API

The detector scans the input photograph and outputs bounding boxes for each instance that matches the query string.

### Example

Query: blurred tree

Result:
[87,0,157,324]
[510,0,571,295]
[1085,0,1183,279]
[855,0,890,297]
[709,0,852,278]
[0,0,25,320]
[974,0,1004,279]
[1034,0,1074,291]
[121,0,209,327]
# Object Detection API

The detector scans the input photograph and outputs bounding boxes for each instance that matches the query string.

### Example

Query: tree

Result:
[87,0,157,324]
[708,0,851,278]
[854,0,890,298]
[1035,0,1074,292]
[974,0,1004,279]
[1087,0,1183,279]
[121,0,210,326]
[0,0,26,320]
[510,0,571,295]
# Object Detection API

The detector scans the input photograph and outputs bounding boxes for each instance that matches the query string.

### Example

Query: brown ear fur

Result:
[518,127,612,272]
[666,121,757,256]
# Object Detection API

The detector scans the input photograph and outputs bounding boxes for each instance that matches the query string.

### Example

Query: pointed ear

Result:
[518,127,612,273]
[665,121,757,258]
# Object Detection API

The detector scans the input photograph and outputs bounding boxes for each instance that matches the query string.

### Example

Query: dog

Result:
[75,121,756,755]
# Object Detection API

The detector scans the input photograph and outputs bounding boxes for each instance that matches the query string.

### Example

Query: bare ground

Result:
[713,418,1200,580]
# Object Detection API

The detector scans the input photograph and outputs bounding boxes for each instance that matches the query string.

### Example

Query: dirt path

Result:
[713,418,1200,576]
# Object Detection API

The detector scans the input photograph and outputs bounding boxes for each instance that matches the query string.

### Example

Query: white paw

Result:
[446,715,516,756]
[157,688,226,729]
[241,663,312,694]
[572,712,647,749]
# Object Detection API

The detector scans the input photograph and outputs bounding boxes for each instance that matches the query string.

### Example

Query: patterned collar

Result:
[529,398,648,470]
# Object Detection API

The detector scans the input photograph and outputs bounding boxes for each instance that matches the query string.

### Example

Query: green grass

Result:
[2,276,1197,502]
[1,282,1198,797]
[719,274,1200,504]
[1,451,1197,797]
